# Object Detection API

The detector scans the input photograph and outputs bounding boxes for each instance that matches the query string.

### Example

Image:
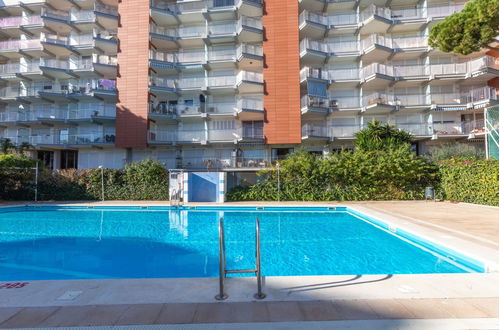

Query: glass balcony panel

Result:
[427,3,465,18]
[433,123,463,135]
[360,4,391,21]
[24,15,42,25]
[41,8,70,21]
[330,96,360,108]
[0,40,21,51]
[393,65,426,77]
[73,10,95,21]
[330,125,360,138]
[0,16,23,28]
[328,12,357,25]
[209,48,236,61]
[238,43,263,56]
[395,123,429,135]
[391,7,423,19]
[431,93,462,104]
[209,22,236,35]
[363,92,394,106]
[238,97,263,110]
[0,63,20,74]
[239,16,262,30]
[394,94,427,106]
[178,25,206,38]
[302,123,328,136]
[430,62,467,75]
[238,70,263,83]
[150,76,176,88]
[178,77,205,89]
[392,36,426,49]
[149,128,178,142]
[94,2,118,15]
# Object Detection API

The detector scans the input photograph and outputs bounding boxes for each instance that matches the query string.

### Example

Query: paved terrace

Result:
[0,201,498,329]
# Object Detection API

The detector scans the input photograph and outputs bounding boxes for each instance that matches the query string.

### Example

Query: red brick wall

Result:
[487,49,499,88]
[115,0,150,148]
[262,0,301,144]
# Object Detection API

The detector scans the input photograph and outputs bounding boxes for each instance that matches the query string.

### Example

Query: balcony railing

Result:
[94,2,118,15]
[427,3,465,18]
[237,43,263,57]
[238,97,264,110]
[302,124,328,137]
[41,8,70,21]
[0,16,23,28]
[360,4,391,21]
[330,97,361,109]
[0,63,20,75]
[330,125,361,138]
[68,105,116,119]
[237,70,263,83]
[396,123,430,135]
[301,95,329,109]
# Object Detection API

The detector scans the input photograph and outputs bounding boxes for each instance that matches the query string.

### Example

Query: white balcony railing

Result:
[360,4,391,22]
[0,63,20,75]
[238,97,264,110]
[330,125,361,138]
[302,123,328,137]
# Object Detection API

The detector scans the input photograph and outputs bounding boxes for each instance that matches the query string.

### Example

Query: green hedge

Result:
[439,158,499,206]
[0,158,169,201]
[227,148,439,201]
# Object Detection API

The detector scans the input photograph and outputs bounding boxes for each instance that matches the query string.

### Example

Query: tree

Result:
[17,142,33,156]
[0,138,16,155]
[354,120,413,152]
[429,0,499,55]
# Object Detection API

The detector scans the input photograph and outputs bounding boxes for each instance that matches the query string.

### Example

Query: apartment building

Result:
[0,0,497,171]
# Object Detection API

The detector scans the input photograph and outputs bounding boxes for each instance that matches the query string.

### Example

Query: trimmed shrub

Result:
[439,158,499,206]
[1,159,169,201]
[0,155,39,200]
[227,148,438,201]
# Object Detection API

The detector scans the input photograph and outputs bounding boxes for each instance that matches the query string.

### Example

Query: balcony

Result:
[431,87,499,111]
[236,97,264,120]
[359,4,391,34]
[302,123,329,140]
[430,121,485,137]
[0,63,21,81]
[67,104,116,123]
[0,15,43,37]
[396,123,431,136]
[301,95,330,115]
[148,103,178,123]
[330,125,361,139]
[299,0,358,14]
[40,8,72,34]
[330,96,361,112]
[149,16,262,49]
[150,0,262,26]
[148,129,178,144]
[209,128,240,142]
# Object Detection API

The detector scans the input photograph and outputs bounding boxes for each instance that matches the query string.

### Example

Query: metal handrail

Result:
[215,217,265,300]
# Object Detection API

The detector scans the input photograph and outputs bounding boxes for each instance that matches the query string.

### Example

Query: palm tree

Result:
[0,138,16,155]
[17,142,34,156]
[354,120,413,152]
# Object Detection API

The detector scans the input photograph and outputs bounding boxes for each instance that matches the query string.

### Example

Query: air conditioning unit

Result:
[207,106,216,113]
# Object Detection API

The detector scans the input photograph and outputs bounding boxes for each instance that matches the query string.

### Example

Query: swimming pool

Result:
[0,206,484,281]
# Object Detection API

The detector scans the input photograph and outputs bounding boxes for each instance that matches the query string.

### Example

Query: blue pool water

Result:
[0,206,482,281]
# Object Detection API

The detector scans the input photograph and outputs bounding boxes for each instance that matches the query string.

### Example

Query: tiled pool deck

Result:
[0,201,498,328]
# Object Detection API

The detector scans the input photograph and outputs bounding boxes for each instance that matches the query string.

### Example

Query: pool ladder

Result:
[215,217,266,300]
[170,189,182,209]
